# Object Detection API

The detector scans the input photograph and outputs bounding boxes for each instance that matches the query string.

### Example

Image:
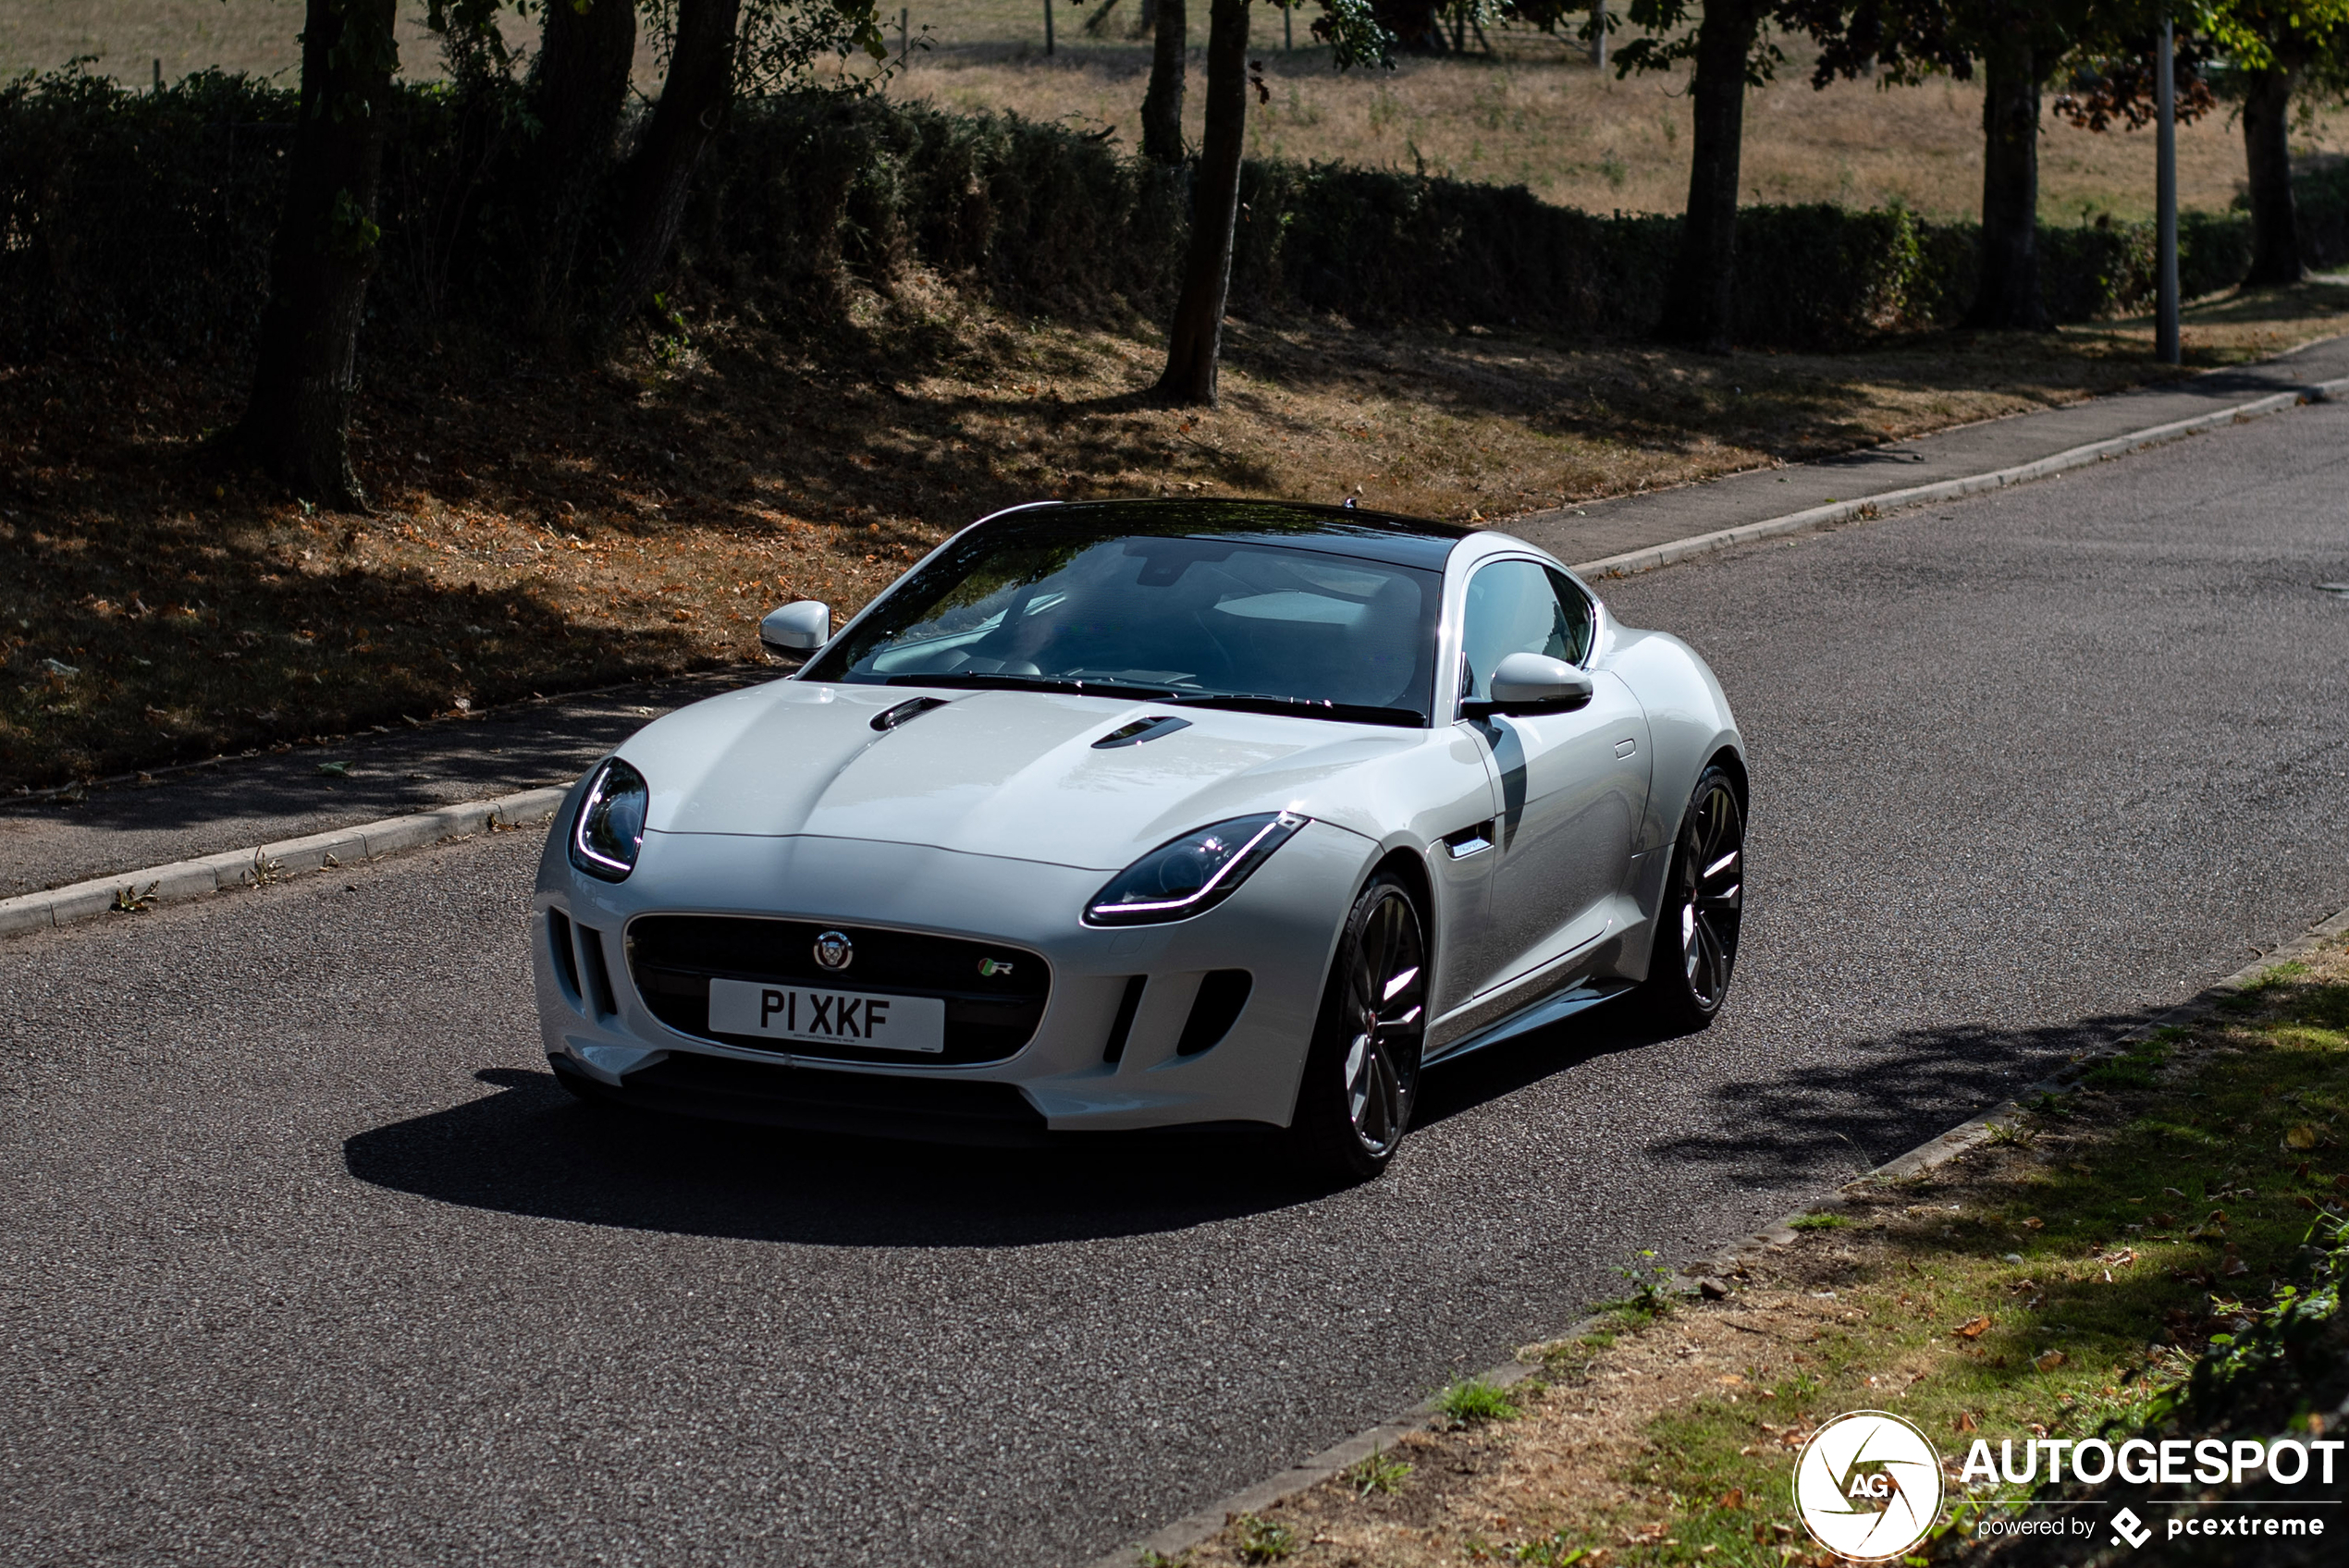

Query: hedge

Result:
[3,68,2343,365]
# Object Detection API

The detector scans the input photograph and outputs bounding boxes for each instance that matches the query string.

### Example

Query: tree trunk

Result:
[1966,30,2047,330]
[1154,0,1248,406]
[2241,64,2305,287]
[236,0,400,511]
[523,0,637,331]
[607,0,742,325]
[1141,0,1187,165]
[1656,0,1759,353]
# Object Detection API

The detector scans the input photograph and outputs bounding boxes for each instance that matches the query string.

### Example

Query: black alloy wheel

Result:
[1292,871,1429,1181]
[1634,765,1745,1033]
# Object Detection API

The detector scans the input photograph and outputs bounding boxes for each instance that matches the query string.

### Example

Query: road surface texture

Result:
[4,401,2346,1566]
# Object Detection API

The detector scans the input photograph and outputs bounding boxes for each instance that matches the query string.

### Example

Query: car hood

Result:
[627,680,1418,870]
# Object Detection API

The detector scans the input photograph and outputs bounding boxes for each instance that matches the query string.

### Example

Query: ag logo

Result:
[812,930,855,972]
[1792,1411,1945,1562]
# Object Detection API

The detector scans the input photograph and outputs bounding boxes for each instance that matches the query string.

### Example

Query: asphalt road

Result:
[6,402,2348,1566]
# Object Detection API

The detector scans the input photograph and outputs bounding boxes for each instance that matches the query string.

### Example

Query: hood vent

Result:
[1092,715,1193,749]
[870,696,951,733]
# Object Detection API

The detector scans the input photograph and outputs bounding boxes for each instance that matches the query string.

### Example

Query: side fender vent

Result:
[1176,970,1252,1057]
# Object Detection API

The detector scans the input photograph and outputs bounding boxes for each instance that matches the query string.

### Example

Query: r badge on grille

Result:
[812,930,855,971]
[978,958,1015,978]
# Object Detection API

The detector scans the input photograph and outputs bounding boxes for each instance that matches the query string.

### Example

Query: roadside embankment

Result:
[1160,933,2349,1568]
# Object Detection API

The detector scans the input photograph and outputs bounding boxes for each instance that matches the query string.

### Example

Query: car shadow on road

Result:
[343,1065,1328,1247]
[1414,995,2168,1191]
[1640,1010,2165,1185]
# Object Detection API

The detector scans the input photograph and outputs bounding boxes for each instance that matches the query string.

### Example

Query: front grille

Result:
[626,914,1052,1067]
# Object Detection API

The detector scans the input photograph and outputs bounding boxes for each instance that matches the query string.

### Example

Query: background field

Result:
[8,0,2343,223]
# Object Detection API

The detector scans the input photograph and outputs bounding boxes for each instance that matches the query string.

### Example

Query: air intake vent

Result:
[546,909,582,1003]
[1102,975,1147,1064]
[1176,970,1252,1056]
[574,921,619,1018]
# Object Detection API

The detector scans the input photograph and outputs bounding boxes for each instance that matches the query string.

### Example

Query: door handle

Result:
[1613,738,1637,758]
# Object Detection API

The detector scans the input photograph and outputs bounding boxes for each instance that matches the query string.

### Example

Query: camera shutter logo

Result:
[1792,1411,1945,1562]
[812,930,855,972]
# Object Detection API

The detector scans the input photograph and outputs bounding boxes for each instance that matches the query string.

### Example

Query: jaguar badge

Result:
[812,930,855,972]
[978,957,1015,978]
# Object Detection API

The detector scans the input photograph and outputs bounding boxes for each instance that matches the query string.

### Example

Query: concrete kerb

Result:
[0,785,570,940]
[1566,378,2349,582]
[1084,896,2349,1568]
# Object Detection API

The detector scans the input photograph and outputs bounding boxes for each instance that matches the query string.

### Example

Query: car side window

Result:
[1459,559,1595,703]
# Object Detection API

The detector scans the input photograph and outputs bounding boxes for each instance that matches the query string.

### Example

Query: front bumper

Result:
[531,821,1376,1137]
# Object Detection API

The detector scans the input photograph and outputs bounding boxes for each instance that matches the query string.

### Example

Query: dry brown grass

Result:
[6,272,2346,790]
[887,4,2343,223]
[15,2,2343,223]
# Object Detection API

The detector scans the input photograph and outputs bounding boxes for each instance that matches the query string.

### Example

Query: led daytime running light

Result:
[570,758,648,882]
[1085,811,1307,926]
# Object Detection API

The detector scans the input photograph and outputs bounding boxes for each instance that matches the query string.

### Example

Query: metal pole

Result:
[2156,17,2180,364]
[1044,0,1055,56]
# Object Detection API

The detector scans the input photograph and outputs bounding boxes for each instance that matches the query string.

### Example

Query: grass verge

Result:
[1164,932,2349,1568]
[6,276,2346,790]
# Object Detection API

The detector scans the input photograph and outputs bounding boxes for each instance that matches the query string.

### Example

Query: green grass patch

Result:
[1788,1211,1851,1231]
[1620,955,2349,1565]
[1435,1376,1524,1427]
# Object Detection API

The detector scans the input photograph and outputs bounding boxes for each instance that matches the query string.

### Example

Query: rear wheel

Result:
[1632,766,1745,1034]
[1289,871,1429,1182]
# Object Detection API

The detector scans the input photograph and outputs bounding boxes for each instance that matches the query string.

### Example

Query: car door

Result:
[1452,558,1652,999]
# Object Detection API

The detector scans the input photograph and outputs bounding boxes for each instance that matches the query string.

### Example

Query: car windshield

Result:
[802,513,1444,725]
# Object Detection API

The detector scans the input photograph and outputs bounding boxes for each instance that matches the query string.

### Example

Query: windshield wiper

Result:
[882,673,1186,701]
[1161,692,1424,728]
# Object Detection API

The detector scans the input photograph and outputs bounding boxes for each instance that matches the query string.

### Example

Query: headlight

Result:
[570,758,649,882]
[1084,812,1307,926]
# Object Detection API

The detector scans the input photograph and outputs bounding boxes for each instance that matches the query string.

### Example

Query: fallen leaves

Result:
[2285,1124,2321,1150]
[2034,1350,2068,1372]
[1951,1316,1993,1340]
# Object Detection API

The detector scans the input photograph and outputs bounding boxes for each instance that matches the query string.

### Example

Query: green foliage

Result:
[1788,1211,1851,1231]
[1434,1375,1522,1426]
[1344,1443,1414,1496]
[3,68,2344,365]
[1233,1513,1296,1562]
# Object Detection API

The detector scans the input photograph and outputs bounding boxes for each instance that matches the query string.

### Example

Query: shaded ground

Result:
[7,274,2345,791]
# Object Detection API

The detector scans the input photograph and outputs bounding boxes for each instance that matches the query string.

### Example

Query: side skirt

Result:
[1420,976,1636,1068]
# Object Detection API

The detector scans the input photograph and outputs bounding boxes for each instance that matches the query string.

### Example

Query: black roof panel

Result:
[972,498,1471,570]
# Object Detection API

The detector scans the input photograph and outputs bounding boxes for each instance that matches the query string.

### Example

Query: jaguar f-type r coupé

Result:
[533,498,1746,1177]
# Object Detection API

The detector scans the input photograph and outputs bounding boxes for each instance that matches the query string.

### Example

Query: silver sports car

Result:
[533,499,1746,1178]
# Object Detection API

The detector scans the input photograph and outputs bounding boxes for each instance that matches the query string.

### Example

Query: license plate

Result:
[707,978,946,1055]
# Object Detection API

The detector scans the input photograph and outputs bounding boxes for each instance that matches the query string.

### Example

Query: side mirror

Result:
[759,600,831,660]
[1463,651,1595,719]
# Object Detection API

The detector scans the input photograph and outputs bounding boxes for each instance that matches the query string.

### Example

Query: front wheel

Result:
[1631,765,1745,1035]
[1289,870,1429,1182]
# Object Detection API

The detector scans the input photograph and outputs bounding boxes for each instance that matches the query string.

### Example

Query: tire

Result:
[1289,869,1430,1182]
[1631,764,1746,1035]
